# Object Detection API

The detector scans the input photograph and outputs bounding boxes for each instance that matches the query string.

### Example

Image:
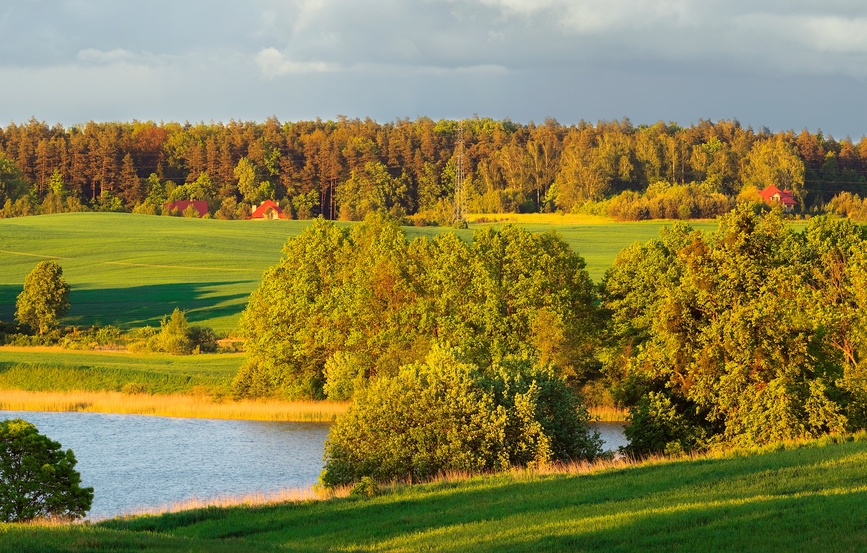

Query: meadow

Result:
[3,434,866,552]
[0,212,721,334]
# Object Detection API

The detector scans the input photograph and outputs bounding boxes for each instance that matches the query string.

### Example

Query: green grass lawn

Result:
[0,213,723,334]
[3,436,866,552]
[0,348,242,395]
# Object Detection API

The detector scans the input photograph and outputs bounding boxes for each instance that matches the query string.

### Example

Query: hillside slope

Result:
[3,436,866,552]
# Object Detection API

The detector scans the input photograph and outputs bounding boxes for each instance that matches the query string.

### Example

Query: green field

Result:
[3,436,866,552]
[0,348,241,395]
[0,213,721,334]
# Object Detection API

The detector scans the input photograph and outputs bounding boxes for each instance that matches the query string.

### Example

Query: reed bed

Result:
[587,405,628,421]
[0,389,349,422]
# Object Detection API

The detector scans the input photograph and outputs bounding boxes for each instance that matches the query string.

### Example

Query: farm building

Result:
[163,200,209,217]
[251,200,284,220]
[758,185,797,212]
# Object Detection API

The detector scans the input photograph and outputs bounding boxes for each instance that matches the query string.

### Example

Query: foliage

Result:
[235,213,600,399]
[0,418,93,521]
[604,182,733,221]
[2,117,863,220]
[15,260,71,335]
[602,205,867,453]
[826,191,867,222]
[319,345,601,486]
[146,308,217,355]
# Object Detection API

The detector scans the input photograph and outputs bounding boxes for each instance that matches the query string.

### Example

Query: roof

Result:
[251,200,284,219]
[758,185,797,207]
[164,200,209,217]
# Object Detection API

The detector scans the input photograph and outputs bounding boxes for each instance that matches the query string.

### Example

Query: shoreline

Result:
[0,389,348,422]
[0,388,628,422]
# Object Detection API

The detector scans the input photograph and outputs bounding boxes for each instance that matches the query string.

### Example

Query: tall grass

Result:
[587,405,628,422]
[0,389,348,421]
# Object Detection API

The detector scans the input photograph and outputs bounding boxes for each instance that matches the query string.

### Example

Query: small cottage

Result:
[251,200,284,220]
[758,185,797,213]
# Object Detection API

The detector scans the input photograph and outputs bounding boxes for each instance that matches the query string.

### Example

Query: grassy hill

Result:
[0,212,720,334]
[3,435,866,552]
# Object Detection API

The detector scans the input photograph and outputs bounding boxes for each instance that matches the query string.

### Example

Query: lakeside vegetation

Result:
[3,434,867,551]
[0,390,347,422]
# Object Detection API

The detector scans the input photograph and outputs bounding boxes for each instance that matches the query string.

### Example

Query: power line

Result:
[453,121,465,224]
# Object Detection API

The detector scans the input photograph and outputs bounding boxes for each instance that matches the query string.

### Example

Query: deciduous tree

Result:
[15,261,70,335]
[0,419,93,522]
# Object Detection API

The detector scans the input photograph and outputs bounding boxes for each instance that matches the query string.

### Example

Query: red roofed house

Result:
[163,200,209,217]
[758,185,797,213]
[251,200,284,220]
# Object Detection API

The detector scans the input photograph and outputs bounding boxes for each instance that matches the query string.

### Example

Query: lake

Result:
[0,410,626,520]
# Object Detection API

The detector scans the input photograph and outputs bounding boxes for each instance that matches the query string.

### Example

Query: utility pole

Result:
[453,120,465,224]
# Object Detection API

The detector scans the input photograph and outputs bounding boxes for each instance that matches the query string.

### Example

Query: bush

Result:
[623,392,706,457]
[147,309,217,355]
[319,345,601,487]
[0,419,93,521]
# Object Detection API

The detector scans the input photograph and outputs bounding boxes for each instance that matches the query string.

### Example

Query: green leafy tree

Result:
[0,154,29,207]
[602,206,864,454]
[336,161,411,220]
[235,214,601,400]
[320,345,601,486]
[741,136,805,204]
[0,419,93,522]
[235,157,264,204]
[16,261,71,335]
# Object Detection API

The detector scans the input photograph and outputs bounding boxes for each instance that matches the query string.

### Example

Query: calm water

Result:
[0,411,626,519]
[594,421,628,453]
[0,410,331,519]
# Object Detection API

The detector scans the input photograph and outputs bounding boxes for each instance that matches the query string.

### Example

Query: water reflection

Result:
[0,411,629,520]
[0,411,331,520]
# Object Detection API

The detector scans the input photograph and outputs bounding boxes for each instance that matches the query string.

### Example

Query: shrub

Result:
[0,419,93,522]
[147,309,217,355]
[319,345,601,487]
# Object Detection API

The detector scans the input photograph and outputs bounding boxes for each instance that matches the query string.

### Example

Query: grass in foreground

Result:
[3,435,867,552]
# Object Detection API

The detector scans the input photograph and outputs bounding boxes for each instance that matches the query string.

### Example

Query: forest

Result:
[2,117,867,222]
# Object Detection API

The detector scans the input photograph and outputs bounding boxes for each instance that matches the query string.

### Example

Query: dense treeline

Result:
[2,117,867,221]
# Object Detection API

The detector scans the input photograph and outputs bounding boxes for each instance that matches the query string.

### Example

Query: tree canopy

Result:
[15,260,71,335]
[235,214,600,400]
[601,205,867,454]
[0,419,93,522]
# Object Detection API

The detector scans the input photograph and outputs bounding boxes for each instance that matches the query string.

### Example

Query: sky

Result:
[2,0,867,137]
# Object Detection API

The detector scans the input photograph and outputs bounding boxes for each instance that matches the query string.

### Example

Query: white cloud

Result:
[255,47,334,77]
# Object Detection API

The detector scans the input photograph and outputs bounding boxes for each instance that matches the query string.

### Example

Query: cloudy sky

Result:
[2,1,867,137]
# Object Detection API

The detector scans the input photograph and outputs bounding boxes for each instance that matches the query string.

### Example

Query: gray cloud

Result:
[1,1,866,136]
